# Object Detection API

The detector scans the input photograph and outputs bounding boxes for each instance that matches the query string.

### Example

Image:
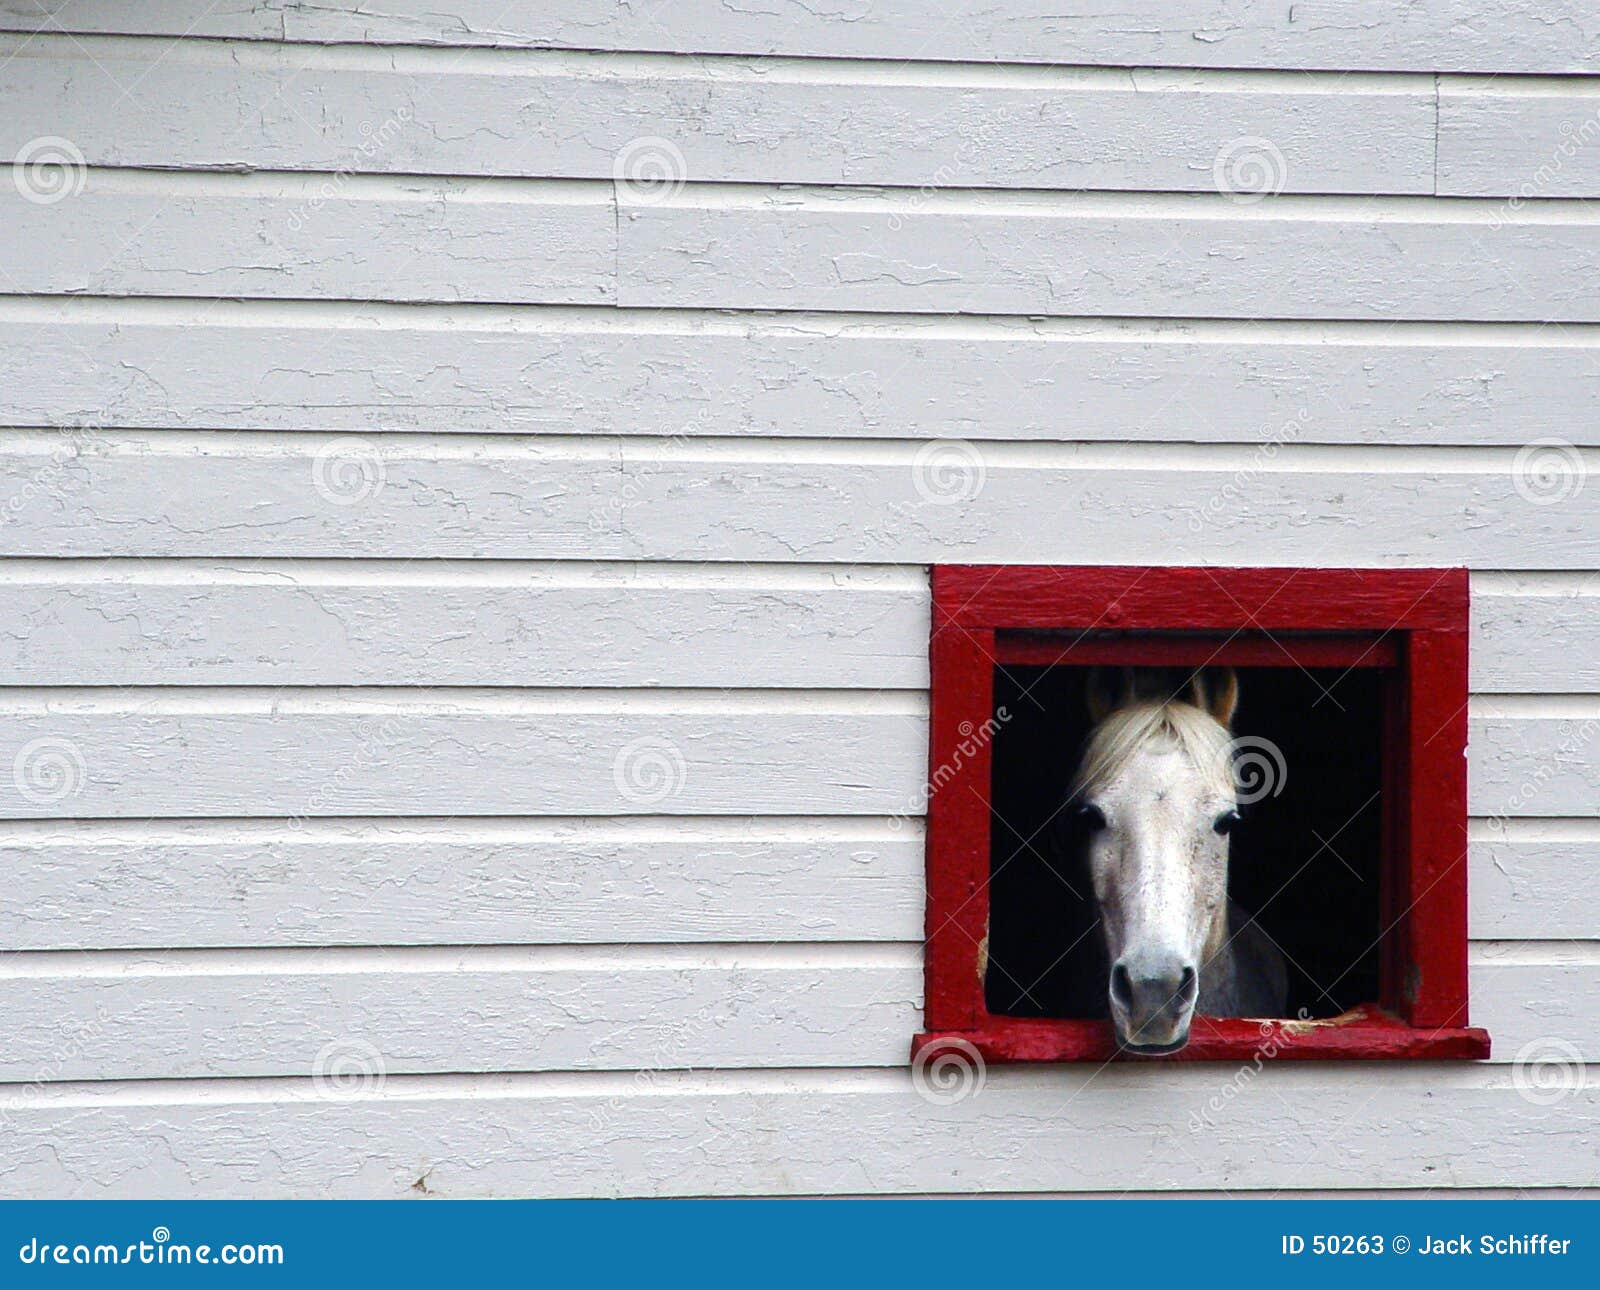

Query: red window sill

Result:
[914,1008,1491,1063]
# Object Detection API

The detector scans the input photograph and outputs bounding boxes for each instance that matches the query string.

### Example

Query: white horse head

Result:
[1070,668,1242,1053]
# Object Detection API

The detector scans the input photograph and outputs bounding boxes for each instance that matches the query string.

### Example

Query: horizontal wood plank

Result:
[0,822,1580,949]
[2,439,1597,566]
[0,705,927,818]
[0,1070,1596,1196]
[0,46,1434,194]
[12,312,1600,446]
[1472,588,1600,692]
[0,178,614,303]
[619,199,1600,322]
[1471,835,1600,939]
[0,823,925,948]
[0,702,1583,817]
[0,951,923,1079]
[3,3,1597,73]
[0,573,929,687]
[0,830,1587,947]
[0,952,1578,1080]
[1439,87,1600,198]
[1,570,1587,692]
[1471,716,1600,821]
[12,185,1600,318]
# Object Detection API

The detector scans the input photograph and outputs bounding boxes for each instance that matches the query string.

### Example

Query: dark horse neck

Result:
[1197,900,1288,1017]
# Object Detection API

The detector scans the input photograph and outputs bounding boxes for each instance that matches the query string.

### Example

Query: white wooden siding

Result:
[0,42,1440,195]
[4,1070,1599,1199]
[3,437,1595,565]
[0,697,927,817]
[0,173,616,303]
[4,3,1598,73]
[0,565,1587,690]
[0,820,928,949]
[0,695,1584,818]
[0,819,1581,949]
[614,194,1600,321]
[4,11,1599,1198]
[0,945,1582,1081]
[14,308,1600,445]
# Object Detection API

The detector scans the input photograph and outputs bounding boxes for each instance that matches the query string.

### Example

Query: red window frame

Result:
[914,565,1490,1063]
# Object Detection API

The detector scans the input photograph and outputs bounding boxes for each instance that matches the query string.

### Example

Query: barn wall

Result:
[1,5,1597,1197]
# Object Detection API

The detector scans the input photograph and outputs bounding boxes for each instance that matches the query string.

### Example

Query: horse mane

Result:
[1069,699,1234,801]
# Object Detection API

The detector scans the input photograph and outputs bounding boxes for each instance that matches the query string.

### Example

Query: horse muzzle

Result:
[1110,953,1198,1054]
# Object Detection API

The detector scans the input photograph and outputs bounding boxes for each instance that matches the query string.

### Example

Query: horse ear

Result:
[1085,667,1119,723]
[1193,667,1239,727]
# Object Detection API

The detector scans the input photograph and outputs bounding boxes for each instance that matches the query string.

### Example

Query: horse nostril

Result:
[1112,955,1197,1020]
[1110,962,1134,1011]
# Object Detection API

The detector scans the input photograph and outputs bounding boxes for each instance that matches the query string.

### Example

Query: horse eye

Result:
[1076,803,1107,832]
[1213,809,1241,836]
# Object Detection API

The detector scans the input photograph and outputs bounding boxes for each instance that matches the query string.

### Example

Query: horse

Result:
[1070,666,1287,1054]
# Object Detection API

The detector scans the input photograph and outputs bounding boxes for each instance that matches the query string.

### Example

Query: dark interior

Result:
[984,659,1384,1021]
